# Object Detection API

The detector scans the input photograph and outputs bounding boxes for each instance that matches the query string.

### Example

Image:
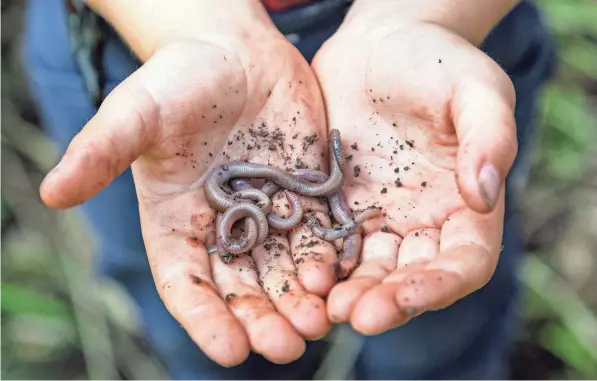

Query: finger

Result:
[451,72,517,214]
[40,42,245,209]
[210,251,306,364]
[143,207,250,366]
[395,196,505,312]
[252,232,332,340]
[39,69,160,209]
[350,229,439,334]
[327,232,401,323]
[394,228,440,269]
[139,189,254,367]
[289,210,338,297]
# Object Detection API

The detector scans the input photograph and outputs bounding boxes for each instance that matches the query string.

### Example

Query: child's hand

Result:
[313,19,517,334]
[40,36,334,366]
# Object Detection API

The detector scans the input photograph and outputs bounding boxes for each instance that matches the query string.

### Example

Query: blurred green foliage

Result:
[533,0,597,184]
[518,1,597,379]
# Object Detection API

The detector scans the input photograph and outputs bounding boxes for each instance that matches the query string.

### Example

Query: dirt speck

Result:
[281,281,290,293]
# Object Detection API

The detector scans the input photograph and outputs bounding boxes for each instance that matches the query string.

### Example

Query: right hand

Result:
[40,31,336,365]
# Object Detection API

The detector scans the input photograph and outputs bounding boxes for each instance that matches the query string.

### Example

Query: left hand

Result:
[312,20,517,334]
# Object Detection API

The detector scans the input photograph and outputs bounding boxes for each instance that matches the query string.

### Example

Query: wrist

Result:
[85,0,282,61]
[341,0,520,45]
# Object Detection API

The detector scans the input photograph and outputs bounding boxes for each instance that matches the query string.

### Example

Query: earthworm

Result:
[293,169,357,239]
[313,206,382,240]
[267,190,303,231]
[329,192,356,227]
[230,177,302,232]
[218,203,267,254]
[354,206,382,224]
[334,230,363,279]
[261,181,281,197]
[312,223,357,241]
[234,181,302,231]
[293,169,329,183]
[231,188,272,214]
[230,178,252,191]
[207,213,227,256]
[293,170,352,223]
[204,129,344,212]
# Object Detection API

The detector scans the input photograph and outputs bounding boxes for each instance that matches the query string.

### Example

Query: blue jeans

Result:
[22,0,556,379]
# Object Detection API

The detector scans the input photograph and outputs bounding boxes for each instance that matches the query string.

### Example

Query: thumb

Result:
[451,75,518,214]
[40,67,161,209]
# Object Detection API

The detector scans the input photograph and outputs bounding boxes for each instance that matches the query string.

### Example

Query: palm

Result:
[313,24,511,333]
[43,40,336,365]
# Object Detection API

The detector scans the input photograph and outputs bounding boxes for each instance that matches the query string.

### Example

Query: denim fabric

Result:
[21,0,556,379]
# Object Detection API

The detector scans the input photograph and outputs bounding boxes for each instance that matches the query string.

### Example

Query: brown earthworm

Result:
[218,203,268,254]
[204,129,344,212]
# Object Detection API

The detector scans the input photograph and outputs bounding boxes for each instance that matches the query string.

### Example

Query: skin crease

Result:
[313,21,516,334]
[40,38,337,365]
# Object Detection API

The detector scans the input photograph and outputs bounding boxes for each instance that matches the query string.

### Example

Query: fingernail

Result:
[478,163,500,209]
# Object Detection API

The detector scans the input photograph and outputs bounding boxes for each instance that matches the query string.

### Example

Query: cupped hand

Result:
[312,22,517,334]
[40,37,337,365]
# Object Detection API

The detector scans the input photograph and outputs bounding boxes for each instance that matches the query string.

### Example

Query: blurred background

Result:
[2,0,597,379]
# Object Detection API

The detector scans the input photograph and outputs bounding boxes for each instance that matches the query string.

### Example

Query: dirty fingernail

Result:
[478,163,500,209]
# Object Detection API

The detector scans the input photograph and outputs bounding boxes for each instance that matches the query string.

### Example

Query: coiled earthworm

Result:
[229,177,302,236]
[218,203,268,254]
[233,180,302,231]
[267,190,303,231]
[204,129,344,212]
